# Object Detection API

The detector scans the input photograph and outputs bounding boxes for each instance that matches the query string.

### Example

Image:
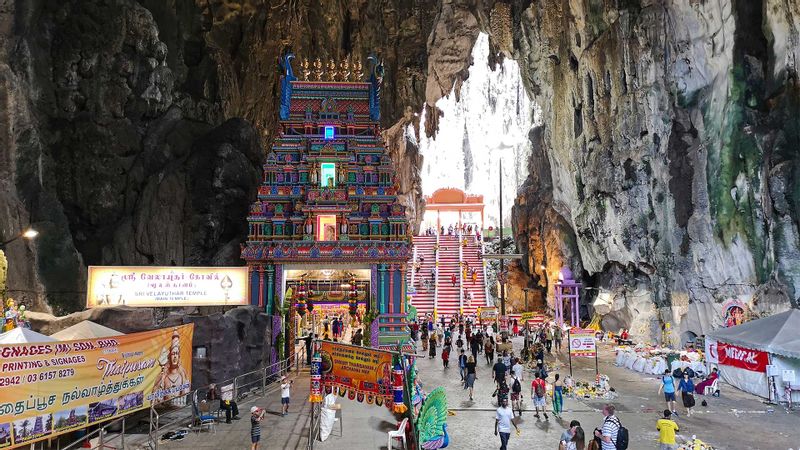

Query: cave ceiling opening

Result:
[418,33,538,230]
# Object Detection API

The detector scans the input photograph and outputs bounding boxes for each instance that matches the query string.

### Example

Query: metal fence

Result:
[54,354,300,450]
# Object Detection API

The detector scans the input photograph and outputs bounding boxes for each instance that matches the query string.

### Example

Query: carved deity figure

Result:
[313,58,324,81]
[339,58,350,81]
[301,58,311,81]
[352,57,363,80]
[327,59,338,81]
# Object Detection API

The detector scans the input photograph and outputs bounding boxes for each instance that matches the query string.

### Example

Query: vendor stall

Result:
[707,309,800,404]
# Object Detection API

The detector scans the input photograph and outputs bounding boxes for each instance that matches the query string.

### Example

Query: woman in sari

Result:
[695,367,719,395]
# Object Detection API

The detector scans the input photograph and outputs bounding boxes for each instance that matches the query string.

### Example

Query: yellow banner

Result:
[319,341,393,402]
[0,325,193,448]
[86,266,248,308]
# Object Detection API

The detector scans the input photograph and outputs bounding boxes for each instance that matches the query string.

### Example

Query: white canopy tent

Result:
[0,327,57,344]
[707,309,800,402]
[50,320,122,340]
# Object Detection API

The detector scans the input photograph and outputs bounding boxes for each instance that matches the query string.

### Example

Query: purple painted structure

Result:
[553,266,582,327]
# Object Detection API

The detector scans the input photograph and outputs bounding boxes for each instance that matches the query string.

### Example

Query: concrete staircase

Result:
[436,235,462,317]
[406,235,437,314]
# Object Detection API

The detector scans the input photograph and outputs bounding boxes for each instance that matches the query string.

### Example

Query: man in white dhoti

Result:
[319,388,341,441]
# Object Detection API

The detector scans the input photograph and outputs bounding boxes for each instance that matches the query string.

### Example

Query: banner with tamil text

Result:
[0,324,193,448]
[318,341,394,407]
[86,266,248,308]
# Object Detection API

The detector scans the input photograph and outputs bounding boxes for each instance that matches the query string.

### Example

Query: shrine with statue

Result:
[241,52,412,359]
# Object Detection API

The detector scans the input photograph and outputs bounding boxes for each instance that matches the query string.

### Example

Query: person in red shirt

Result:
[451,273,457,287]
[530,373,548,420]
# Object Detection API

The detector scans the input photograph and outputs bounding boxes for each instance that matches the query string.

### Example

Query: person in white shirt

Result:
[511,357,524,382]
[280,376,293,416]
[494,397,519,450]
[319,388,341,441]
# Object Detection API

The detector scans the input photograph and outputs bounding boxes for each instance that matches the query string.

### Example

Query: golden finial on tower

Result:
[327,58,338,81]
[352,57,363,81]
[301,58,310,81]
[313,57,323,81]
[339,58,351,82]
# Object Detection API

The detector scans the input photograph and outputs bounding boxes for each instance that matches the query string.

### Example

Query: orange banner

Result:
[318,341,393,403]
[0,325,193,448]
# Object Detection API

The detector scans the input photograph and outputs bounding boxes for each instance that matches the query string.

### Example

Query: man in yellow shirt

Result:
[656,409,679,449]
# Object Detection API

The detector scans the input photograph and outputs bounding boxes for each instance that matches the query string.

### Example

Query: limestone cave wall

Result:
[0,0,436,313]
[2,0,799,345]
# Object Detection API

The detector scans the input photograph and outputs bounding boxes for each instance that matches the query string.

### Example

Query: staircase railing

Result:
[410,244,417,289]
[480,235,491,306]
[433,232,440,316]
[458,231,464,315]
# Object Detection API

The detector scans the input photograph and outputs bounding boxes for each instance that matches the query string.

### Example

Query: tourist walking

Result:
[494,397,519,450]
[493,356,507,387]
[678,372,696,416]
[510,372,523,417]
[546,325,554,353]
[429,334,437,359]
[249,406,265,450]
[280,376,293,416]
[552,373,564,417]
[531,372,548,420]
[511,357,524,382]
[656,409,679,450]
[451,273,457,287]
[470,333,481,361]
[464,355,477,400]
[485,337,495,365]
[593,404,622,450]
[554,325,563,352]
[458,349,468,381]
[421,326,429,353]
[658,369,678,415]
[442,342,451,369]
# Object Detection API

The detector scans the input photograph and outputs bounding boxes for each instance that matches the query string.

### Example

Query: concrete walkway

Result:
[413,336,800,450]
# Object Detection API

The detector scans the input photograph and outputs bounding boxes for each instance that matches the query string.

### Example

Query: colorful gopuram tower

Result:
[241,53,412,353]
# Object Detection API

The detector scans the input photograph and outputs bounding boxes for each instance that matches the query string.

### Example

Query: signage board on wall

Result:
[86,266,248,308]
[0,325,193,448]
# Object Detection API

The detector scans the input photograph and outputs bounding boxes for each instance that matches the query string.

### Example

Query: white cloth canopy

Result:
[0,327,57,344]
[707,309,800,358]
[51,320,122,340]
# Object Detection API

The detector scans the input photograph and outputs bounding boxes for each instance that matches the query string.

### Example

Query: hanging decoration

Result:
[309,350,322,402]
[392,362,407,413]
[348,275,359,316]
[307,287,315,313]
[295,277,307,316]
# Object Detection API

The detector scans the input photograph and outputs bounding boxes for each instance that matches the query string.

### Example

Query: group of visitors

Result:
[422,223,481,237]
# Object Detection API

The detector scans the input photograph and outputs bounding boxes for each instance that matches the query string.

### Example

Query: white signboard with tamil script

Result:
[86,266,249,308]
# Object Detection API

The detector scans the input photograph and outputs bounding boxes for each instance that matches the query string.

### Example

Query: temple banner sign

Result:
[0,325,193,448]
[86,266,248,308]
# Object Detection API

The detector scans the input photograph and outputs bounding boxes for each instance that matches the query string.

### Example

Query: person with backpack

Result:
[510,372,523,416]
[493,356,507,387]
[530,372,548,420]
[593,403,628,450]
[658,369,678,416]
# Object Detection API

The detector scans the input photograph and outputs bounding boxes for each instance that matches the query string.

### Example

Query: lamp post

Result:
[498,160,505,317]
[0,228,38,249]
[522,287,533,312]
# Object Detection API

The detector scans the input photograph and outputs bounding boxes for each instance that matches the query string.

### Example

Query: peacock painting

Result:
[417,387,449,449]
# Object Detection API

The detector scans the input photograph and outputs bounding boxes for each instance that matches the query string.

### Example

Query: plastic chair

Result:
[704,379,719,396]
[197,401,217,434]
[388,417,408,449]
